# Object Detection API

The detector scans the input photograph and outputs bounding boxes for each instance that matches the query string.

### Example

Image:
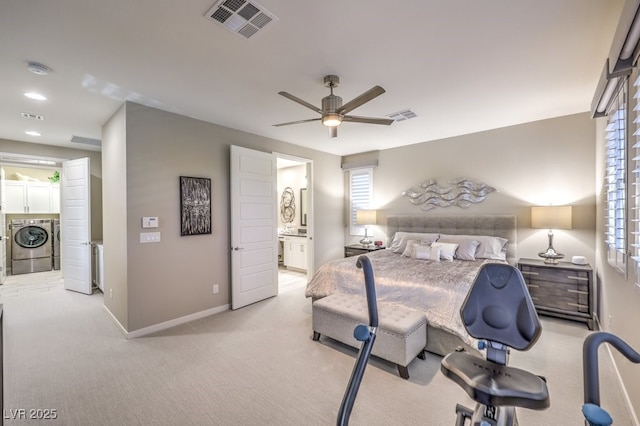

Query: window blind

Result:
[349,168,373,236]
[605,78,628,273]
[632,72,640,285]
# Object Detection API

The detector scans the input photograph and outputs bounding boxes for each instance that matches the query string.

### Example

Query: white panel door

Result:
[61,158,92,294]
[230,145,278,309]
[0,168,6,284]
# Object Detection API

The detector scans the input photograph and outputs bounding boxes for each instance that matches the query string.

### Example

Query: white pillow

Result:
[401,239,431,258]
[439,234,508,260]
[389,232,439,254]
[431,242,459,261]
[414,245,441,261]
[438,238,480,261]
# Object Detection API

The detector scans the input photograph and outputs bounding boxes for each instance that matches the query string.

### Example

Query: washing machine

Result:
[52,219,61,270]
[11,219,52,275]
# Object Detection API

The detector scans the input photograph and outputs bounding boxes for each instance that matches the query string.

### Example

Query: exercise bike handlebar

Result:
[356,255,378,328]
[337,255,379,426]
[583,332,640,407]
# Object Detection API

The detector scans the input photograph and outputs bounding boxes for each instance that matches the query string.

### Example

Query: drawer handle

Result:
[527,284,539,288]
[567,275,588,281]
[567,302,588,309]
[521,271,539,276]
[567,289,589,295]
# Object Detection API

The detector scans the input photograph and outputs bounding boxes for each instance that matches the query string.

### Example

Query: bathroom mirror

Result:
[300,188,308,226]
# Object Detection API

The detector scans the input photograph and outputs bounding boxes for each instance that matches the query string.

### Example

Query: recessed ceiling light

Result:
[27,61,51,75]
[24,92,47,101]
[25,130,41,137]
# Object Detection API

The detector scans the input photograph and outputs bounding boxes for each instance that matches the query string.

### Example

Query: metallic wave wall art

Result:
[401,178,496,211]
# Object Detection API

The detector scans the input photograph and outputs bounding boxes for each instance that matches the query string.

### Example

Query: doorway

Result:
[276,154,313,293]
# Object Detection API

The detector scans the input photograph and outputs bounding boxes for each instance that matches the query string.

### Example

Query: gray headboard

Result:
[386,215,517,264]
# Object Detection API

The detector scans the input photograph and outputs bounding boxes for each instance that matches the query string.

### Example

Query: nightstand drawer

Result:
[519,265,589,285]
[526,280,589,313]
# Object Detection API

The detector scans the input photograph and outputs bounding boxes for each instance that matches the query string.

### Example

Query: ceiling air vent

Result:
[387,109,418,122]
[204,0,278,39]
[70,135,101,147]
[21,112,44,120]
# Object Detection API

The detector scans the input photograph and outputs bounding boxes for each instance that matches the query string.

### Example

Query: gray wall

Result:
[594,71,640,418]
[345,112,597,266]
[103,102,343,332]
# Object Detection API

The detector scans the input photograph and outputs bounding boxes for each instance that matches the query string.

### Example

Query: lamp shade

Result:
[531,206,572,230]
[356,209,377,225]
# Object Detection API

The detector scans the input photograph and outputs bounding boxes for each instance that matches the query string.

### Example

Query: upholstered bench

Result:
[312,292,427,379]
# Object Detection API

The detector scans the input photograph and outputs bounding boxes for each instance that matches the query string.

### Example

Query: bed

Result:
[305,215,517,356]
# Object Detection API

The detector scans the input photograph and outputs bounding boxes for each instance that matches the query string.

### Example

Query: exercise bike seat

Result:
[440,263,550,411]
[441,351,549,409]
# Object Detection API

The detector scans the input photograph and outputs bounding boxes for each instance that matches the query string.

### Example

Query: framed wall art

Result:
[180,176,212,236]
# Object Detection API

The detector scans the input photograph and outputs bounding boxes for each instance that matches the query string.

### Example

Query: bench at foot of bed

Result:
[312,292,427,379]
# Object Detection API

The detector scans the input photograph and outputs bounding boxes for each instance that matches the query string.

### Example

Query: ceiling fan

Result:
[274,75,393,138]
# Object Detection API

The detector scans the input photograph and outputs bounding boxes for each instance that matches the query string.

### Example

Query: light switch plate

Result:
[140,232,161,243]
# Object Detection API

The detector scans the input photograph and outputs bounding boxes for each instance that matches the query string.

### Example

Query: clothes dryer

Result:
[11,219,52,274]
[52,219,60,270]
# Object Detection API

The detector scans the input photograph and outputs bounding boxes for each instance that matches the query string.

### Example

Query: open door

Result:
[61,158,92,294]
[230,145,278,309]
[0,167,6,285]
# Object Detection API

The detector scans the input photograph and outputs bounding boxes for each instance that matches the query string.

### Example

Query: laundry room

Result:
[2,165,60,276]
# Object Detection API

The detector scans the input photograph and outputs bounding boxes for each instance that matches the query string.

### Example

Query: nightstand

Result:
[517,258,594,330]
[344,244,385,258]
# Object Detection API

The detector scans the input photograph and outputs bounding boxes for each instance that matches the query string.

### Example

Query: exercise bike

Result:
[440,263,550,425]
[336,255,379,426]
[582,332,640,426]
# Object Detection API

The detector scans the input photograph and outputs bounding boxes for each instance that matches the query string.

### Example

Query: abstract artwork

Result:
[180,176,212,236]
[280,187,296,224]
[402,178,496,211]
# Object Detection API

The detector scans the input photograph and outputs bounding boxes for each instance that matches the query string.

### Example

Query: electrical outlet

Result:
[608,314,612,328]
[110,288,113,299]
[213,284,219,294]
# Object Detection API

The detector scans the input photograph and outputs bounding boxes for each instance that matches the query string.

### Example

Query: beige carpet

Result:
[0,271,635,425]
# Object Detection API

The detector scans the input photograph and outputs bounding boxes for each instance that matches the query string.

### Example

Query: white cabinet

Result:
[4,181,59,213]
[283,236,307,271]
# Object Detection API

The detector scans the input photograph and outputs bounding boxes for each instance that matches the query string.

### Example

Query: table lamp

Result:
[531,206,573,264]
[356,209,377,246]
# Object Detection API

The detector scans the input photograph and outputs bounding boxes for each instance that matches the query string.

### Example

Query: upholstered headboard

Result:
[386,215,517,264]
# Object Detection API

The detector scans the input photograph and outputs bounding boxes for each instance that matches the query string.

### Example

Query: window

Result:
[604,77,629,273]
[349,168,373,236]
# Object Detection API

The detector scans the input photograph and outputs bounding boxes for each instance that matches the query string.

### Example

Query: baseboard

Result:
[102,304,230,339]
[605,343,640,425]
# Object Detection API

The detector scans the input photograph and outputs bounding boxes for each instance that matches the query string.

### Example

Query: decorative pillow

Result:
[439,234,508,260]
[431,242,459,261]
[414,245,441,261]
[401,239,432,258]
[389,232,439,254]
[439,238,480,261]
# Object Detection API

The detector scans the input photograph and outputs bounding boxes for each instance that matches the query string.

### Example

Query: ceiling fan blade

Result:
[342,115,394,125]
[273,118,321,127]
[329,127,337,138]
[337,86,386,115]
[278,91,323,114]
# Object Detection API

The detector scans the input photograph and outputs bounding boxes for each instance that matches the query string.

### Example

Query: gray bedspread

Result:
[305,250,502,346]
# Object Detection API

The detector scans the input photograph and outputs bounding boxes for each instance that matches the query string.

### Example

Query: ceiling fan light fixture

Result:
[322,113,342,127]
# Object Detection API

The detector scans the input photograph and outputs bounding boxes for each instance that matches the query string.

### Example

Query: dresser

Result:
[517,258,594,330]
